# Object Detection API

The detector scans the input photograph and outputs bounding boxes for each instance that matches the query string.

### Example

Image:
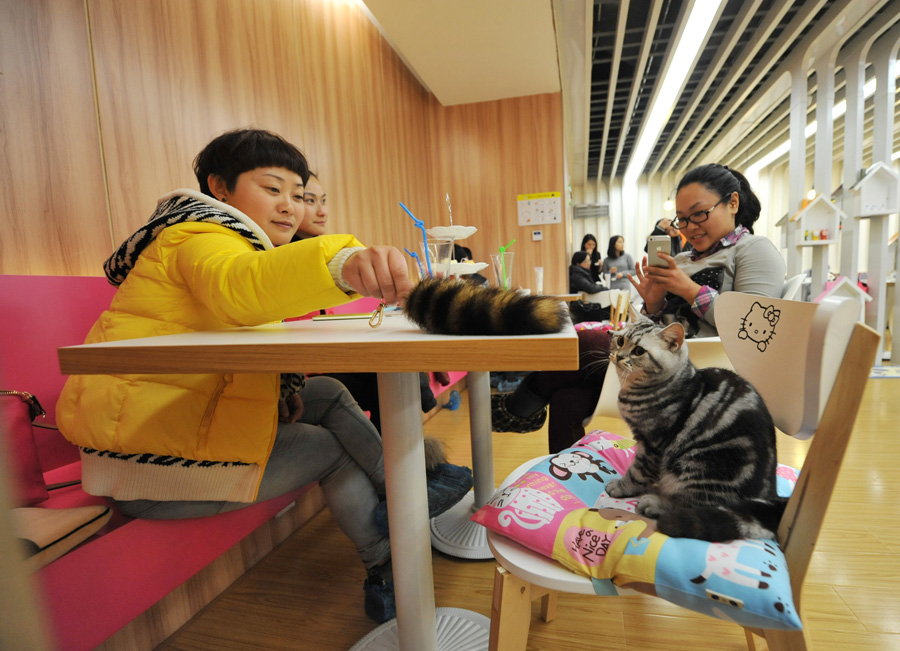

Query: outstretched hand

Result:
[342,245,413,305]
[627,252,698,313]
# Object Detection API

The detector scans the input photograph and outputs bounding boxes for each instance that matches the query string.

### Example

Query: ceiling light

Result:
[663,199,675,211]
[807,189,817,201]
[624,0,726,188]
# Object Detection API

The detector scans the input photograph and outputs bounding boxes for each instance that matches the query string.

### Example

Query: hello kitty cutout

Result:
[738,301,780,352]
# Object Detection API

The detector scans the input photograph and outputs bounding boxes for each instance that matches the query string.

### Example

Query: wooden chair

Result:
[486,293,880,651]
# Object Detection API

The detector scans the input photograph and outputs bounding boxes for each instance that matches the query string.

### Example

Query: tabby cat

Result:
[404,277,568,336]
[606,317,786,542]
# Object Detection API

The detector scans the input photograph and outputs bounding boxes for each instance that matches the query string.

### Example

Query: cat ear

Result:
[658,322,685,351]
[628,304,642,322]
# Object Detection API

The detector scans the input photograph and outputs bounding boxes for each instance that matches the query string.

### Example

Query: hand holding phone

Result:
[646,235,670,268]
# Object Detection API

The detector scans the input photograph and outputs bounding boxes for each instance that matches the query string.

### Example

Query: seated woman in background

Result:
[567,250,608,324]
[492,163,785,452]
[602,235,634,291]
[580,233,603,283]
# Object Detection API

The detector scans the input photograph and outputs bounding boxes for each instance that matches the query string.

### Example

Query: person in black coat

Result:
[568,251,608,324]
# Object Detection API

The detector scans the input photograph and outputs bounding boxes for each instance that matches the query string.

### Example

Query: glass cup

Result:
[419,239,454,278]
[490,252,514,290]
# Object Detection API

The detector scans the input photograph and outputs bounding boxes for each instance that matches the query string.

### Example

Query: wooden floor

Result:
[159,374,900,651]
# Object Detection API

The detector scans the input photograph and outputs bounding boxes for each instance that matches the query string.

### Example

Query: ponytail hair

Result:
[677,164,761,233]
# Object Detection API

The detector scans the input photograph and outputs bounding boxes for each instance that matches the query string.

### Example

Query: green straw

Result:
[499,239,515,289]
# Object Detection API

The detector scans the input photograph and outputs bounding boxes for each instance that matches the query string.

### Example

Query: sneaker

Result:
[363,566,396,623]
[373,463,473,538]
[491,392,547,433]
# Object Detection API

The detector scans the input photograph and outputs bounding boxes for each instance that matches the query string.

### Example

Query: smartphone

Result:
[646,235,671,267]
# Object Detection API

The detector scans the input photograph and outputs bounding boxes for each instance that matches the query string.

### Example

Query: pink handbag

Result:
[0,390,50,506]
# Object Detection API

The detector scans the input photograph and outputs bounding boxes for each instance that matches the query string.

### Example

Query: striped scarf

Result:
[103,189,272,286]
[102,189,305,398]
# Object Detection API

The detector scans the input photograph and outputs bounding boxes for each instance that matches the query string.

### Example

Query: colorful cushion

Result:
[472,430,802,630]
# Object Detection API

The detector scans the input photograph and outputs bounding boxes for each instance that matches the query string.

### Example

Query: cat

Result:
[404,277,568,335]
[605,316,786,542]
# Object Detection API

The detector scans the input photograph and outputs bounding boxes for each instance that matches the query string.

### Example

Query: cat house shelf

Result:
[814,276,871,322]
[849,161,899,218]
[789,195,843,247]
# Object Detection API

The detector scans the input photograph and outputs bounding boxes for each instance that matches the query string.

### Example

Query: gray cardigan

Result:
[669,234,785,338]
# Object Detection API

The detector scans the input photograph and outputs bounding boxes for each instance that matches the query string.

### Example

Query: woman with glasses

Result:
[630,163,784,337]
[491,163,785,453]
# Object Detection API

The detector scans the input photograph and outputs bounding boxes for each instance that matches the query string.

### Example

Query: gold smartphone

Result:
[646,235,670,267]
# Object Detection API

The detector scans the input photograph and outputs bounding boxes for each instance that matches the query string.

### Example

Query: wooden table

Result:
[59,313,578,651]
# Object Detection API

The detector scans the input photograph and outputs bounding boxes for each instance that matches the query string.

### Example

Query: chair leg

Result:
[756,627,811,651]
[744,628,759,651]
[540,590,558,623]
[489,566,535,651]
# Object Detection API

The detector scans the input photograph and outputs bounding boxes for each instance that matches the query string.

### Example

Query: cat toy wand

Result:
[399,202,431,276]
[404,248,424,279]
[498,238,515,290]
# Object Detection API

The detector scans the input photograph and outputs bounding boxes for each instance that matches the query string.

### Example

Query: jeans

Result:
[114,376,391,568]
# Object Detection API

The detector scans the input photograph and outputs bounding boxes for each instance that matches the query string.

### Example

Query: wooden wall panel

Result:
[428,93,567,294]
[295,0,434,258]
[2,0,565,293]
[0,0,111,276]
[87,0,309,245]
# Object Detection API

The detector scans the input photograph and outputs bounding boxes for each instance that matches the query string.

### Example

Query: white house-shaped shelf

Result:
[849,161,899,218]
[814,276,872,322]
[789,194,844,247]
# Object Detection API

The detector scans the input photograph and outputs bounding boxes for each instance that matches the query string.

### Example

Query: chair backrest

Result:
[715,292,879,598]
[715,293,860,439]
[780,273,806,300]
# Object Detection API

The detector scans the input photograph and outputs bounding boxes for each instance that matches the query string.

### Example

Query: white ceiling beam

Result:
[647,0,764,176]
[596,0,630,187]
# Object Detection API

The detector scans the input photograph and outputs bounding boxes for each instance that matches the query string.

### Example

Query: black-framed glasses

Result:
[673,198,724,230]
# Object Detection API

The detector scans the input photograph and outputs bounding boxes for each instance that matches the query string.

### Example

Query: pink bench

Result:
[0,275,320,650]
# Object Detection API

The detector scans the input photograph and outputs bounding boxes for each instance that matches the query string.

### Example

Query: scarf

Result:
[103,189,272,286]
[102,189,305,398]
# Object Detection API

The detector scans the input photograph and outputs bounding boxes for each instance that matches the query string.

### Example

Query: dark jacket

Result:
[569,264,604,294]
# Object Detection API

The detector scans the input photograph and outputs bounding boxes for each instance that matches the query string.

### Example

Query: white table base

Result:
[349,608,490,651]
[430,371,495,559]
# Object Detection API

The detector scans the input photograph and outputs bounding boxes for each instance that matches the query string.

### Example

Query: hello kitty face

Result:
[738,302,780,352]
[489,486,564,530]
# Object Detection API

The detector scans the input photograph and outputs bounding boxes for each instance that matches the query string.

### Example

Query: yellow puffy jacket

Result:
[57,207,362,502]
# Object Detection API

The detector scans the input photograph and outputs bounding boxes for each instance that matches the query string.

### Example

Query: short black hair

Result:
[571,250,590,265]
[193,128,310,197]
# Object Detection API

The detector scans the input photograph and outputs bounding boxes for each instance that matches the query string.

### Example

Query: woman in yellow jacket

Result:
[58,128,421,623]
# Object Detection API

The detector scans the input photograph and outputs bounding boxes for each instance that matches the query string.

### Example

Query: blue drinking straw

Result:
[399,202,431,276]
[499,238,515,289]
[403,248,424,278]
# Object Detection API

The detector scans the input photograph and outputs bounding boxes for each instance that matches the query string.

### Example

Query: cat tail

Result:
[404,277,569,336]
[656,497,789,542]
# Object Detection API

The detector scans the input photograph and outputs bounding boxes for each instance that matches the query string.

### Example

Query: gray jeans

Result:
[114,376,390,568]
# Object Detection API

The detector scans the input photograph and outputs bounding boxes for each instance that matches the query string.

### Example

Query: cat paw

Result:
[605,479,628,498]
[636,494,663,519]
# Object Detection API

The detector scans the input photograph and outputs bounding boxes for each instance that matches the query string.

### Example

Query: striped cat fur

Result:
[404,277,569,336]
[607,317,786,542]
